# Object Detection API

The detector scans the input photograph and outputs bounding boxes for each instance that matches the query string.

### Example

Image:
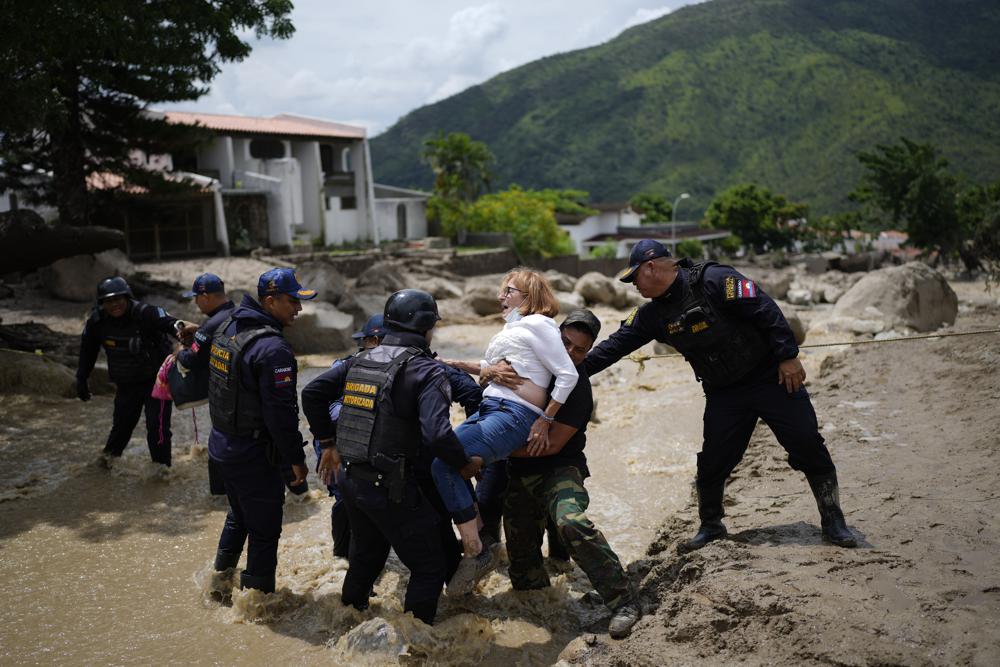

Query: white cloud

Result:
[160,1,711,133]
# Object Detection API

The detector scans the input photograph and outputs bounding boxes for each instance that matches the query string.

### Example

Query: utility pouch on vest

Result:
[372,452,406,503]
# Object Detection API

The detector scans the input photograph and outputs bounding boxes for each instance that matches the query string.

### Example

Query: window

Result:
[341,196,357,210]
[320,145,334,173]
[249,139,285,160]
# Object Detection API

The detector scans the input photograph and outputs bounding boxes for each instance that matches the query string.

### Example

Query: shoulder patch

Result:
[624,307,638,327]
[273,366,294,386]
[736,278,757,299]
[724,276,737,301]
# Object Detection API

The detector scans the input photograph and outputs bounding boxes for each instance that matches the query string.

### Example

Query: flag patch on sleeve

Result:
[274,366,294,386]
[725,276,757,300]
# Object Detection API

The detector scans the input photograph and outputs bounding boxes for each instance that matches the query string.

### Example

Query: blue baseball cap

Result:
[352,314,386,340]
[182,273,225,298]
[257,268,318,300]
[617,239,672,283]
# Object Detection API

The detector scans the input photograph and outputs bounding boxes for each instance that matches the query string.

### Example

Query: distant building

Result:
[0,111,430,259]
[557,202,729,258]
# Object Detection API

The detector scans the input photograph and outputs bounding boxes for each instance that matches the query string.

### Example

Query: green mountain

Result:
[370,0,1000,217]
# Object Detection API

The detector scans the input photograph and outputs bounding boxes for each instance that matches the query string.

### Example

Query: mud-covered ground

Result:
[1,265,998,665]
[571,284,1000,667]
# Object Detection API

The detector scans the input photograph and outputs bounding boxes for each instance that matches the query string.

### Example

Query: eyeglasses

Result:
[499,286,524,298]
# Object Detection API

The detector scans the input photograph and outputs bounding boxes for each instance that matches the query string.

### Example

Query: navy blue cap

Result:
[182,273,225,298]
[352,314,386,340]
[257,268,318,300]
[617,239,672,283]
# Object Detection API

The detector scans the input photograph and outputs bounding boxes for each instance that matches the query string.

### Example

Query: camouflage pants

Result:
[503,465,631,610]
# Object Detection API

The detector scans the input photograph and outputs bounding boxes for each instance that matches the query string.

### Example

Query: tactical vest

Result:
[336,346,424,465]
[98,302,171,384]
[664,261,771,389]
[208,316,280,438]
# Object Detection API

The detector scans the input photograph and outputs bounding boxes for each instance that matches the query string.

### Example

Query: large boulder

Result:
[555,291,585,314]
[544,270,577,293]
[752,269,793,300]
[283,301,354,353]
[463,284,500,316]
[0,209,125,274]
[295,261,348,305]
[574,272,628,308]
[336,290,389,330]
[415,276,464,301]
[832,262,957,332]
[0,349,76,397]
[355,261,406,294]
[40,249,135,302]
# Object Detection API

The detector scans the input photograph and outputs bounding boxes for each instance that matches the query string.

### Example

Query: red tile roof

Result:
[163,111,366,140]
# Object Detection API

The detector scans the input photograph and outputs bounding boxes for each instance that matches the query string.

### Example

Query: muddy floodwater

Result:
[0,317,701,665]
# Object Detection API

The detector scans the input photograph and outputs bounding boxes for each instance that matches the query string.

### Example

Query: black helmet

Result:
[97,276,133,302]
[384,289,441,333]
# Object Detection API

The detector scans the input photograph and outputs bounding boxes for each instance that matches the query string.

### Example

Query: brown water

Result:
[0,318,702,665]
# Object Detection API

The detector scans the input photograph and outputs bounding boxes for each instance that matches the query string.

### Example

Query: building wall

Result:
[290,140,323,240]
[374,199,427,241]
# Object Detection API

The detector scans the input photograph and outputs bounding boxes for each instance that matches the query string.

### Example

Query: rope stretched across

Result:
[626,327,1000,371]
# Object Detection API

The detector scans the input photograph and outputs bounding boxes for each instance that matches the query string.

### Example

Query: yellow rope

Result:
[626,327,1000,372]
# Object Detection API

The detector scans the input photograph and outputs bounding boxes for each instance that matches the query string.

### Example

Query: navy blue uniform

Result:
[309,354,482,558]
[302,330,470,624]
[585,262,836,492]
[175,300,235,370]
[210,295,307,592]
[174,300,234,495]
[77,300,178,465]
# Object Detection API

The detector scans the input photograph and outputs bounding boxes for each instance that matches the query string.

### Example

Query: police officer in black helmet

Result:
[301,289,481,625]
[76,276,184,470]
[585,240,857,551]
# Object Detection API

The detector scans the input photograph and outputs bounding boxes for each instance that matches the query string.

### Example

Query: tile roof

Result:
[163,111,366,140]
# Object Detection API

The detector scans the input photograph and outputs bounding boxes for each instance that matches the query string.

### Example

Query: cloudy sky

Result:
[161,1,708,136]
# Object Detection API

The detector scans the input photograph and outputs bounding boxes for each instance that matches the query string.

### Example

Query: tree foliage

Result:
[703,184,807,252]
[629,193,673,223]
[676,239,705,259]
[422,132,495,204]
[456,187,575,259]
[0,0,295,225]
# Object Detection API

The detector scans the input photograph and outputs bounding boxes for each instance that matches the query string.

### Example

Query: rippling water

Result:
[0,320,702,664]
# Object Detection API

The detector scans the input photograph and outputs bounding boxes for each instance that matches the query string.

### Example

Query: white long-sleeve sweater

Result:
[479,313,578,413]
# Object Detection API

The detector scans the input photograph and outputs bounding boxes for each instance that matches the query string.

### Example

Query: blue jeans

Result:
[432,397,537,523]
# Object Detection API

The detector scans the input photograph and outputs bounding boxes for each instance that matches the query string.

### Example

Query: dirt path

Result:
[568,306,1000,666]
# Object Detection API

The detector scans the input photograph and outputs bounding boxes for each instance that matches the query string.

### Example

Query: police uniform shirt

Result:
[206,295,305,466]
[175,300,235,370]
[509,364,594,478]
[584,262,799,382]
[301,331,469,471]
[78,300,179,382]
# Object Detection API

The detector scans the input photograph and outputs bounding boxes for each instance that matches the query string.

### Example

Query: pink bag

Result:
[151,354,175,401]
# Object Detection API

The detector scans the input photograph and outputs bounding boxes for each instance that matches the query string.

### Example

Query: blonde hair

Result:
[500,268,559,318]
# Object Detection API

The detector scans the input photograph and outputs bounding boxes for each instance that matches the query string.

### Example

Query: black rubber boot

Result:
[807,472,857,548]
[677,484,727,554]
[213,549,241,571]
[239,571,276,594]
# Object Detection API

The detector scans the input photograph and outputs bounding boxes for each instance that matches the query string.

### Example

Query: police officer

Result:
[207,268,314,594]
[301,289,481,625]
[174,273,234,495]
[314,313,483,560]
[76,276,184,469]
[313,313,388,558]
[585,239,856,551]
[489,309,640,639]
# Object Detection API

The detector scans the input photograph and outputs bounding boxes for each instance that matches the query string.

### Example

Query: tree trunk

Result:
[50,63,90,226]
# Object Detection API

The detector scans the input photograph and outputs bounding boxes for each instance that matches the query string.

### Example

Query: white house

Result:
[161,110,428,252]
[557,202,729,258]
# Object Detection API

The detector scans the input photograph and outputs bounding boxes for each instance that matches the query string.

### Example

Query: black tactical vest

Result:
[664,261,771,390]
[98,302,171,384]
[336,346,424,465]
[208,316,280,438]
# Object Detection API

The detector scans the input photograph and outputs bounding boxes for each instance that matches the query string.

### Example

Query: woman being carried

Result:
[438,268,578,594]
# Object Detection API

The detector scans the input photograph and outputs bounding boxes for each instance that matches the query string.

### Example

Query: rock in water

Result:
[0,349,76,397]
[832,262,957,332]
